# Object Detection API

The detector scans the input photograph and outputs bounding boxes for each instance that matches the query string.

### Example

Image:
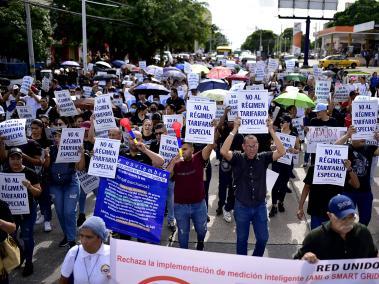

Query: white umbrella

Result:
[61,61,80,67]
[95,61,112,69]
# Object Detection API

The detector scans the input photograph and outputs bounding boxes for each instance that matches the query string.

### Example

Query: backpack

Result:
[49,145,76,185]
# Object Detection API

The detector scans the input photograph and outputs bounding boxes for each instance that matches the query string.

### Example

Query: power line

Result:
[85,0,119,8]
[23,0,135,26]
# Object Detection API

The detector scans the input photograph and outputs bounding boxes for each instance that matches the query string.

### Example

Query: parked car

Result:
[319,55,359,70]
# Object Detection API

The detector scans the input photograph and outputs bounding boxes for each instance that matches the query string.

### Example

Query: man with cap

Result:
[310,103,337,127]
[294,194,378,261]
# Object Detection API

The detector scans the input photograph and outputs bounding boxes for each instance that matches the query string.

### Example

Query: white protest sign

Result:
[83,86,92,97]
[334,84,350,102]
[285,60,295,72]
[306,127,346,153]
[20,76,34,95]
[231,80,240,86]
[230,82,245,91]
[315,80,331,103]
[159,134,179,168]
[248,62,256,74]
[246,84,264,90]
[276,133,296,165]
[138,61,147,70]
[351,100,378,140]
[0,119,27,146]
[313,64,322,78]
[163,115,183,137]
[185,100,216,144]
[268,58,279,72]
[96,129,109,138]
[0,173,29,215]
[77,171,100,194]
[16,106,35,126]
[226,91,238,121]
[313,144,348,187]
[266,169,279,193]
[135,73,144,83]
[55,128,85,163]
[54,90,78,117]
[255,63,265,82]
[111,239,379,284]
[358,84,370,96]
[188,72,200,90]
[42,77,50,92]
[216,105,226,119]
[237,90,269,134]
[184,62,192,74]
[93,95,117,132]
[88,138,121,178]
[292,117,305,140]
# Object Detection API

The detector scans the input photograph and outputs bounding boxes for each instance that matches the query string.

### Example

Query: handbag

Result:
[0,236,21,273]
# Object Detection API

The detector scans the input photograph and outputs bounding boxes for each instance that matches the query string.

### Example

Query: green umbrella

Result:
[284,73,307,82]
[273,91,315,108]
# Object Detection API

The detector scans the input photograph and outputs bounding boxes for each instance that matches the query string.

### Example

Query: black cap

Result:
[8,148,23,158]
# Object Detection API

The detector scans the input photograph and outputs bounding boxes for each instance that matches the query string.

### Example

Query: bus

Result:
[216,45,233,57]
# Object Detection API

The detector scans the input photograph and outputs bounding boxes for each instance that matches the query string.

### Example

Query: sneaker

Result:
[35,213,44,225]
[22,262,33,277]
[207,215,210,223]
[68,240,77,249]
[269,206,277,217]
[222,207,232,223]
[77,213,86,227]
[215,207,223,216]
[44,221,52,232]
[167,220,176,232]
[302,162,308,168]
[196,241,204,251]
[58,236,68,247]
[286,187,293,193]
[290,171,296,179]
[278,202,285,213]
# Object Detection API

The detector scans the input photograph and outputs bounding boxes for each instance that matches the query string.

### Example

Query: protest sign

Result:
[313,64,322,79]
[292,117,305,140]
[16,106,34,129]
[93,95,117,132]
[159,134,179,168]
[266,169,279,192]
[54,90,78,117]
[248,62,256,74]
[306,127,346,153]
[185,100,216,144]
[184,62,192,74]
[255,63,265,81]
[313,144,348,186]
[163,115,183,137]
[352,100,378,140]
[188,73,200,90]
[285,60,295,72]
[55,128,85,163]
[110,239,379,284]
[20,76,33,95]
[42,77,50,92]
[276,133,296,165]
[237,90,269,134]
[268,58,279,72]
[88,138,121,178]
[77,171,100,194]
[365,124,379,146]
[226,91,238,121]
[135,73,143,83]
[358,84,370,96]
[83,86,92,97]
[0,119,27,146]
[334,84,350,102]
[138,61,147,70]
[230,82,245,91]
[231,80,240,86]
[95,156,169,243]
[216,104,226,119]
[315,80,331,103]
[246,84,264,90]
[0,173,29,215]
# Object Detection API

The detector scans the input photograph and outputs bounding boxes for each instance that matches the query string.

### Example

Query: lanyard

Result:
[84,255,100,283]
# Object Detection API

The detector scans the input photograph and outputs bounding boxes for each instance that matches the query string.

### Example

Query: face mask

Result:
[335,105,341,110]
[130,108,136,114]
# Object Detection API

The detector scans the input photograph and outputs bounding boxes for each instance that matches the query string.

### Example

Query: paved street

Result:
[9,152,379,284]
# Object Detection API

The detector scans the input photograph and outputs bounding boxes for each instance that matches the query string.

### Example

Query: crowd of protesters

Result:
[0,53,378,283]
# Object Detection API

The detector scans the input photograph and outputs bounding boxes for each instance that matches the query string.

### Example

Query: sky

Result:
[203,0,357,49]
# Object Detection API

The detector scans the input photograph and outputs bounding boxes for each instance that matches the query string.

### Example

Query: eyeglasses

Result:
[245,143,258,149]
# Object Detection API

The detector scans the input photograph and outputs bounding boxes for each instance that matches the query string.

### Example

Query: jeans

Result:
[310,215,328,230]
[37,180,52,221]
[50,174,80,241]
[344,191,373,226]
[174,200,207,249]
[12,201,37,263]
[167,180,175,223]
[217,165,234,212]
[79,187,86,214]
[234,199,269,256]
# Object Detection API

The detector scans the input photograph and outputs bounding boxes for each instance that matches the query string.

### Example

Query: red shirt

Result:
[173,151,205,204]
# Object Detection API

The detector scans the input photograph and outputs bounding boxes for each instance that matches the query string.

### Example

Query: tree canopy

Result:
[241,30,277,53]
[327,0,379,27]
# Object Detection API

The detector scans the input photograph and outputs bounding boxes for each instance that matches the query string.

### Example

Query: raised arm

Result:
[269,118,286,161]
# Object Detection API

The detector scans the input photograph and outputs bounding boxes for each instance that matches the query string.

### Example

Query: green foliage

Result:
[205,24,229,52]
[327,0,379,27]
[241,30,277,53]
[0,1,52,61]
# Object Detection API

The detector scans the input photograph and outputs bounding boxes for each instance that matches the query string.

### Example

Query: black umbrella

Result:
[93,74,118,81]
[0,77,11,87]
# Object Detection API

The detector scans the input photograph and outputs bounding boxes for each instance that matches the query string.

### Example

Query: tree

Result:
[327,0,379,27]
[205,24,229,53]
[273,27,307,54]
[241,30,277,54]
[0,1,52,61]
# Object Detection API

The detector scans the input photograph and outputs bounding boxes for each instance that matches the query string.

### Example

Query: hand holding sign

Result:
[172,121,182,157]
[233,117,241,132]
[120,118,137,144]
[22,179,32,190]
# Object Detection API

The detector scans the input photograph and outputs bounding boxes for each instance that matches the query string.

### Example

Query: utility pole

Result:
[25,1,35,78]
[82,0,88,73]
[284,38,286,54]
[259,30,263,52]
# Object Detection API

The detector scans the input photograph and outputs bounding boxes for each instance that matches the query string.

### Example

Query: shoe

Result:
[286,187,292,193]
[58,236,68,247]
[207,216,210,223]
[168,220,176,232]
[196,241,204,251]
[290,171,296,179]
[302,162,308,168]
[68,241,77,249]
[35,213,44,225]
[22,262,33,277]
[77,213,86,227]
[269,206,277,217]
[278,202,285,213]
[44,221,52,232]
[216,207,223,216]
[222,207,232,223]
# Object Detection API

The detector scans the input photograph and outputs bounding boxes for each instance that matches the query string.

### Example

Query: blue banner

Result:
[94,156,169,243]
